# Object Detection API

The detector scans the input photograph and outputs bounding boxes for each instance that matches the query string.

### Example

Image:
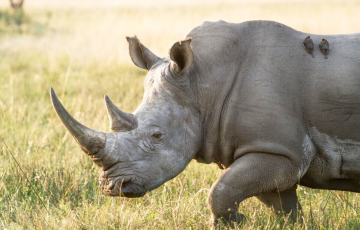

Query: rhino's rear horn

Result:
[104,95,138,132]
[50,88,107,159]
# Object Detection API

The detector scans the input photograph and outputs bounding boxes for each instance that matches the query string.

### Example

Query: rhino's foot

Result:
[210,212,246,230]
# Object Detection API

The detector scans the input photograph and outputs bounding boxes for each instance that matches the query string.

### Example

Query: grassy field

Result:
[0,0,359,229]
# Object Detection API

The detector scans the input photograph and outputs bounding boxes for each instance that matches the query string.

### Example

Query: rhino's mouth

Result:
[102,177,147,198]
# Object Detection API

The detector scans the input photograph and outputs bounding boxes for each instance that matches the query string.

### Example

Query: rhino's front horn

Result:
[50,88,108,159]
[104,95,137,132]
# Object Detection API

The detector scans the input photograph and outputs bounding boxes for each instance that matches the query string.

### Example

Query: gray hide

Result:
[51,20,360,227]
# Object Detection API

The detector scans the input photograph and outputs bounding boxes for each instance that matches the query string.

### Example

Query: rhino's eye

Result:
[151,132,162,139]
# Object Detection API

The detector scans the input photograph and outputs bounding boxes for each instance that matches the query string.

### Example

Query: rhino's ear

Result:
[126,36,160,70]
[169,37,193,76]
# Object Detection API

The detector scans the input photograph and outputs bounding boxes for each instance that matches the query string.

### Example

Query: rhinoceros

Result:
[51,20,360,226]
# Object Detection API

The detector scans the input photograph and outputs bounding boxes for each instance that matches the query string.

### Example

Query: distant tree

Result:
[10,0,24,9]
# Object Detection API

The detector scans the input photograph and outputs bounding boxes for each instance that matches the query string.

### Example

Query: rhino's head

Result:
[51,37,201,197]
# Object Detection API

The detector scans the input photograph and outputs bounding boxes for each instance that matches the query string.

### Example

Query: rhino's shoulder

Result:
[187,20,296,38]
[186,20,235,38]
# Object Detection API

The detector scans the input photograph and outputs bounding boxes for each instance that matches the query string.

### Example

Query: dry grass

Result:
[0,0,359,229]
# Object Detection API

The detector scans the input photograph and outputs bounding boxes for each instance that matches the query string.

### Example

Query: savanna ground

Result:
[0,0,360,229]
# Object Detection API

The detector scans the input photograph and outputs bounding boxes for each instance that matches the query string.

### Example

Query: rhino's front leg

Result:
[256,184,302,221]
[208,152,301,227]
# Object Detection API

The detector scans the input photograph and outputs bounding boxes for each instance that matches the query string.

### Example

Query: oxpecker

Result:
[319,38,330,59]
[303,36,314,58]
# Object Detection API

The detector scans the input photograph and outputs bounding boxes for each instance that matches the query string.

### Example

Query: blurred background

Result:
[1,0,360,66]
[1,0,359,229]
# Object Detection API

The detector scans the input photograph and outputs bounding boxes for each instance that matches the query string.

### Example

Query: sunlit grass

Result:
[0,1,359,229]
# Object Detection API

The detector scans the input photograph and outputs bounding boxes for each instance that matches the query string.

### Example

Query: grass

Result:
[0,0,359,229]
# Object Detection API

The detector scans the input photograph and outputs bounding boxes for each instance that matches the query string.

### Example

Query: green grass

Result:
[0,1,359,229]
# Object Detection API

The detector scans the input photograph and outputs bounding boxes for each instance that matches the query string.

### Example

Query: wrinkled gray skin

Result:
[51,20,360,227]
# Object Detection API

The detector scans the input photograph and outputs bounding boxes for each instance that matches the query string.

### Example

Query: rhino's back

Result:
[189,20,360,142]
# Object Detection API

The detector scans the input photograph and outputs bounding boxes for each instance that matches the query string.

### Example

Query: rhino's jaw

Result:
[100,177,147,197]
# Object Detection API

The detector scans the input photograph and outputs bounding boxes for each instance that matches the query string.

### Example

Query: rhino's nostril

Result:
[108,180,116,190]
[103,178,129,190]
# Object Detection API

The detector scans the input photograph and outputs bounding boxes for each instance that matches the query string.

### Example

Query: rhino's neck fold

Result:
[190,54,244,168]
[186,22,250,168]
